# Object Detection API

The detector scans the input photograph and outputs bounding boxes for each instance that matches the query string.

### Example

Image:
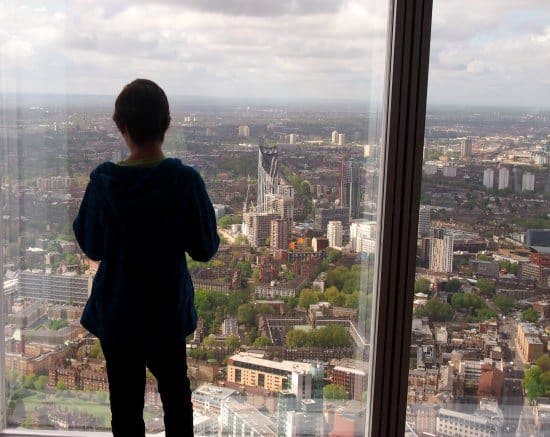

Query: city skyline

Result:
[1,1,549,106]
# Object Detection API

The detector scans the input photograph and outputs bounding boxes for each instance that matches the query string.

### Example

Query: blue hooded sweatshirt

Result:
[73,158,219,345]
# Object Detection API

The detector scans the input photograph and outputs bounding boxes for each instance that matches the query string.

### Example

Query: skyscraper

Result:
[327,221,343,248]
[498,167,509,190]
[522,172,535,191]
[429,228,453,273]
[238,125,250,137]
[338,133,346,146]
[257,145,279,213]
[460,137,472,159]
[418,206,431,237]
[339,161,361,220]
[331,130,339,144]
[483,168,494,190]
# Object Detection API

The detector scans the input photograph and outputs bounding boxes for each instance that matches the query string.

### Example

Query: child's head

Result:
[113,79,171,147]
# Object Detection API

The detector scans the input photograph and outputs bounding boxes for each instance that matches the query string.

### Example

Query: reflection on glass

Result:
[405,2,550,436]
[1,0,388,434]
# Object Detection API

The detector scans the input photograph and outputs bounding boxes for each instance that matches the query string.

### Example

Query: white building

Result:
[331,130,339,144]
[522,172,535,191]
[222,318,239,336]
[350,220,377,253]
[442,166,457,177]
[289,133,296,144]
[429,229,453,273]
[483,168,494,189]
[436,408,502,437]
[221,398,277,436]
[238,125,250,138]
[338,133,346,146]
[327,221,343,248]
[498,167,509,190]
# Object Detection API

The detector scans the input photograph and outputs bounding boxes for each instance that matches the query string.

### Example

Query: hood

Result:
[90,158,185,226]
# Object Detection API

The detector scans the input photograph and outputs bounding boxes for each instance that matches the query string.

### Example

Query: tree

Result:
[451,293,485,310]
[522,307,540,323]
[286,325,351,348]
[237,304,257,325]
[286,329,308,348]
[202,336,218,348]
[414,278,431,294]
[252,336,273,347]
[476,278,496,297]
[445,279,461,293]
[89,339,104,360]
[323,384,349,400]
[225,335,241,351]
[298,289,319,309]
[414,299,454,322]
[55,381,67,391]
[492,295,516,314]
[23,374,36,389]
[322,286,344,307]
[33,375,48,391]
[524,355,550,402]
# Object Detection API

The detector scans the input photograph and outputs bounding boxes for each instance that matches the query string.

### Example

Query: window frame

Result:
[0,0,433,435]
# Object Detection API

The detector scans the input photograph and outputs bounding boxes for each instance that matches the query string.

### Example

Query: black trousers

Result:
[101,338,193,437]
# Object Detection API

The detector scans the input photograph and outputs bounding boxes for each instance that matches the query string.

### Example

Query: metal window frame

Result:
[0,0,433,435]
[368,0,433,436]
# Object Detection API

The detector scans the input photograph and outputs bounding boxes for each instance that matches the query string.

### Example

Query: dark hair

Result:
[113,79,171,146]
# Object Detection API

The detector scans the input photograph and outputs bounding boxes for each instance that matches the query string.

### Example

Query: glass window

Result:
[405,1,550,436]
[1,0,392,435]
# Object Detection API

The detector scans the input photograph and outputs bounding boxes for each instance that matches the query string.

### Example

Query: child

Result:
[73,79,219,436]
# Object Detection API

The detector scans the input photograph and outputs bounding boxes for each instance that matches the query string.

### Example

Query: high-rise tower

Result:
[257,145,279,213]
[339,161,361,220]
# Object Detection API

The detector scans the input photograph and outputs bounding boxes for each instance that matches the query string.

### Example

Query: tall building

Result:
[429,228,453,273]
[483,168,494,189]
[289,133,296,144]
[338,133,346,146]
[498,167,509,190]
[350,220,377,253]
[270,218,291,250]
[512,167,522,193]
[332,130,339,144]
[18,272,92,306]
[257,145,279,213]
[522,172,535,191]
[460,137,472,159]
[418,206,431,237]
[340,161,361,220]
[238,125,250,137]
[313,207,349,231]
[327,221,343,248]
[243,212,279,248]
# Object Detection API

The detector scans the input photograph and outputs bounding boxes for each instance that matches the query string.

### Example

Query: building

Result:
[192,384,236,415]
[238,125,250,137]
[226,352,313,400]
[460,137,472,159]
[314,208,350,232]
[243,212,279,248]
[289,133,296,144]
[270,218,291,250]
[417,206,430,237]
[471,260,500,278]
[222,318,239,336]
[429,229,454,273]
[221,398,277,436]
[498,166,509,190]
[329,359,368,401]
[339,161,361,220]
[257,145,279,213]
[327,221,343,248]
[521,173,535,191]
[436,408,502,436]
[350,220,377,253]
[442,166,457,177]
[525,229,550,247]
[338,133,346,146]
[331,130,339,144]
[311,237,329,253]
[483,168,494,189]
[517,322,545,363]
[18,271,92,306]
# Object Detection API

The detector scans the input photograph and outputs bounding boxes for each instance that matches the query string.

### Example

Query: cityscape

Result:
[0,97,549,436]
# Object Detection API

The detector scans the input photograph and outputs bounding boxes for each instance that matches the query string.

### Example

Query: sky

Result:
[0,0,549,107]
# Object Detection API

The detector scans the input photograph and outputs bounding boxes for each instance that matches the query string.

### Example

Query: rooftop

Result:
[229,352,312,374]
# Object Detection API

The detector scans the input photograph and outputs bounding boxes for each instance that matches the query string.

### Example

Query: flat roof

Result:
[229,352,312,374]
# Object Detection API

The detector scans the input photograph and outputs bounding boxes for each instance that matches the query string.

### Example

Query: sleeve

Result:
[186,170,220,262]
[73,180,104,261]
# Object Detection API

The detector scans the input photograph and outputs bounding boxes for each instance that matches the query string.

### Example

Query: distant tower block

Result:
[498,167,509,190]
[522,172,535,191]
[483,168,494,189]
[332,130,339,144]
[338,133,346,146]
[257,145,279,213]
[238,125,250,138]
[327,221,343,248]
[289,133,296,145]
[460,137,473,159]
